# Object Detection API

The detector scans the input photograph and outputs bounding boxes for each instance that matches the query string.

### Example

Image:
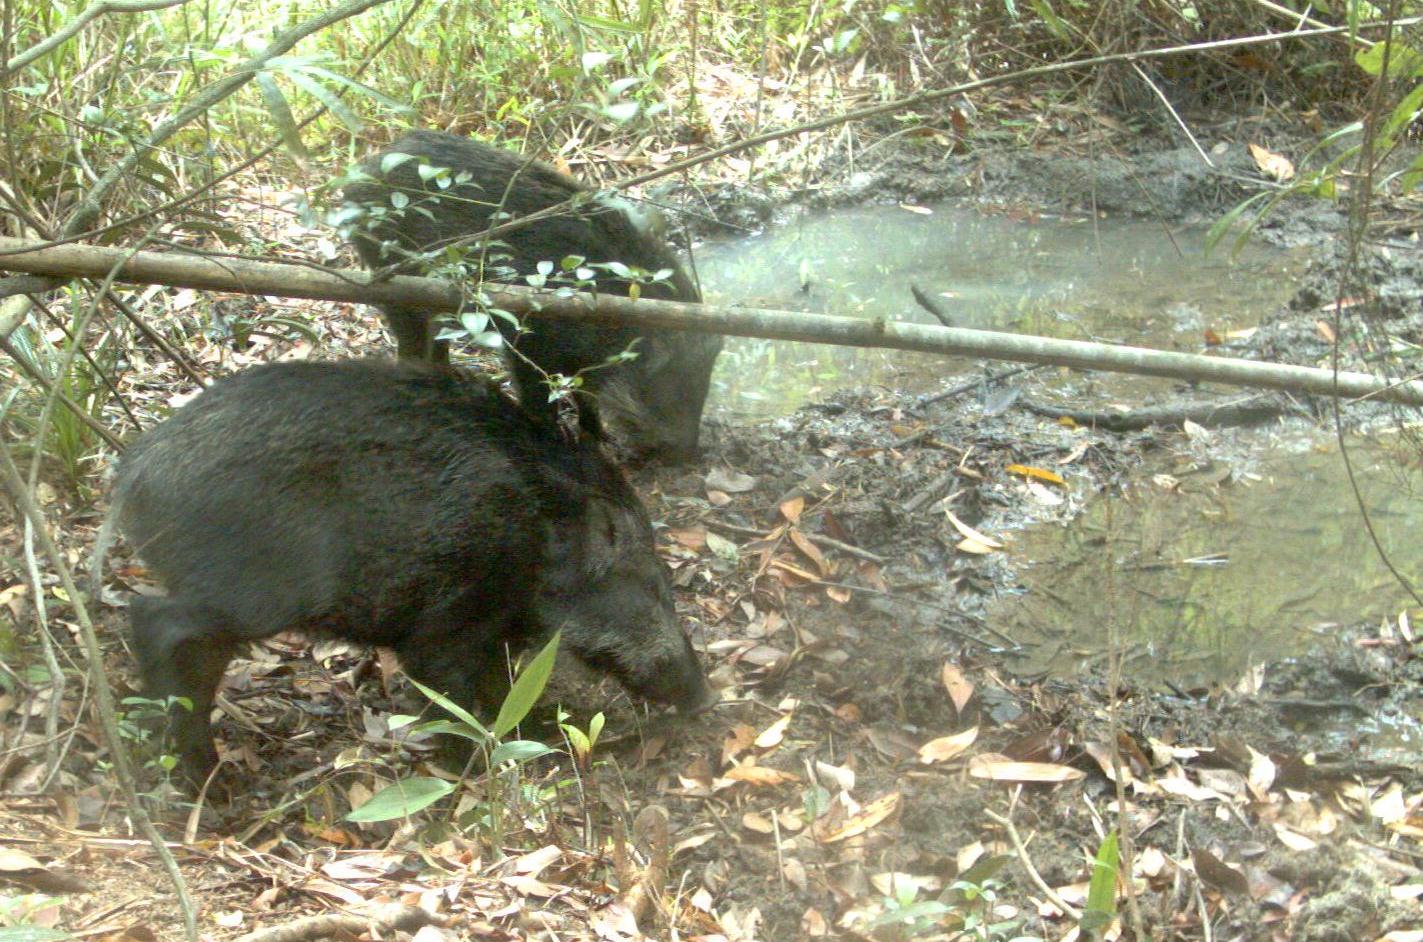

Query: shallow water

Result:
[697,203,1307,420]
[699,202,1420,725]
[994,437,1423,687]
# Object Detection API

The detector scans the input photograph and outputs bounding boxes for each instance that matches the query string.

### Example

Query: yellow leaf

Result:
[1005,463,1065,486]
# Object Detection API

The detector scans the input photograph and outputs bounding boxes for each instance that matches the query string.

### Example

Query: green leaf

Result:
[493,632,560,738]
[1204,191,1272,255]
[407,678,491,738]
[490,739,556,765]
[1028,0,1070,39]
[253,72,307,159]
[1354,40,1423,77]
[1080,831,1120,935]
[346,776,454,822]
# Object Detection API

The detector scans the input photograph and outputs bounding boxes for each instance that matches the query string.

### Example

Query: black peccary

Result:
[95,359,716,781]
[341,130,722,461]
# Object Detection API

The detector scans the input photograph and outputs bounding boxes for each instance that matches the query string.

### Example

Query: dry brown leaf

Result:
[814,792,901,843]
[968,754,1086,783]
[941,663,974,714]
[724,763,799,787]
[918,727,979,764]
[1248,143,1296,181]
[779,496,805,523]
[742,812,775,834]
[788,529,830,576]
[722,724,757,765]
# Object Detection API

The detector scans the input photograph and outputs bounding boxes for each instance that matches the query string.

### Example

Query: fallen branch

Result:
[4,238,1423,407]
[1019,392,1295,431]
[233,904,441,942]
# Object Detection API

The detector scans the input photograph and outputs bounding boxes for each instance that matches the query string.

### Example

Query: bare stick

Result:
[4,237,1422,407]
[0,442,199,942]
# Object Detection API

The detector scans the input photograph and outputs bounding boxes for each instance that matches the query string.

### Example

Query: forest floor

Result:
[3,108,1423,942]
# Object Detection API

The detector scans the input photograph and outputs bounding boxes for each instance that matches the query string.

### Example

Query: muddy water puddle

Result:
[992,437,1423,734]
[697,202,1306,419]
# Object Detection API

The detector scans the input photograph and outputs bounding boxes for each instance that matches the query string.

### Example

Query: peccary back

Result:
[342,130,722,460]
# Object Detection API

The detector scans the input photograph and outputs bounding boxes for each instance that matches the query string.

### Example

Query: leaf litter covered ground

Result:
[3,139,1423,941]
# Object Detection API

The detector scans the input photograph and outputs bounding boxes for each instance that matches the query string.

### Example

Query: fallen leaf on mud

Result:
[941,662,974,714]
[706,467,757,493]
[945,511,1003,550]
[1005,463,1065,486]
[1158,771,1229,803]
[898,203,933,215]
[501,874,559,897]
[673,830,717,855]
[779,496,804,522]
[722,724,758,765]
[824,585,852,603]
[1134,846,1167,878]
[1083,741,1134,784]
[968,754,1085,783]
[788,529,830,576]
[1315,318,1337,343]
[1272,823,1317,851]
[814,760,856,792]
[802,907,829,936]
[743,812,775,834]
[1191,847,1250,897]
[814,792,901,843]
[705,531,740,560]
[833,702,863,723]
[300,878,367,905]
[864,726,920,761]
[755,713,793,749]
[918,726,978,764]
[782,858,808,891]
[724,762,799,787]
[870,872,942,895]
[667,526,708,551]
[513,845,563,877]
[0,847,88,894]
[1379,931,1423,942]
[1247,747,1277,798]
[1248,143,1296,181]
[707,489,732,506]
[956,537,997,554]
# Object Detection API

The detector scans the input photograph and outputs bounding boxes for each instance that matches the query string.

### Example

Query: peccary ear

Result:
[544,496,621,582]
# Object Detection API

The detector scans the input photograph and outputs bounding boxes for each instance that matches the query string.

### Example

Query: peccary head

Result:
[538,480,716,714]
[600,331,724,462]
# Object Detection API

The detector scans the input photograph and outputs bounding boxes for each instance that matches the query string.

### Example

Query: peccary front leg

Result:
[128,595,239,782]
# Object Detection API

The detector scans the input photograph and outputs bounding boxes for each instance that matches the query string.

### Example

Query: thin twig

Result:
[986,794,1083,921]
[0,442,199,942]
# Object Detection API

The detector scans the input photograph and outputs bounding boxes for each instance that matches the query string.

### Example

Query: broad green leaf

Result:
[490,739,555,765]
[253,72,307,159]
[493,632,560,738]
[407,678,490,737]
[1204,191,1271,255]
[346,776,454,822]
[1355,41,1423,77]
[1081,831,1120,935]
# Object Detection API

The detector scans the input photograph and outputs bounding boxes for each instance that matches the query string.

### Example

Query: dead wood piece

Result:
[1019,393,1290,431]
[903,469,959,514]
[233,904,441,942]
